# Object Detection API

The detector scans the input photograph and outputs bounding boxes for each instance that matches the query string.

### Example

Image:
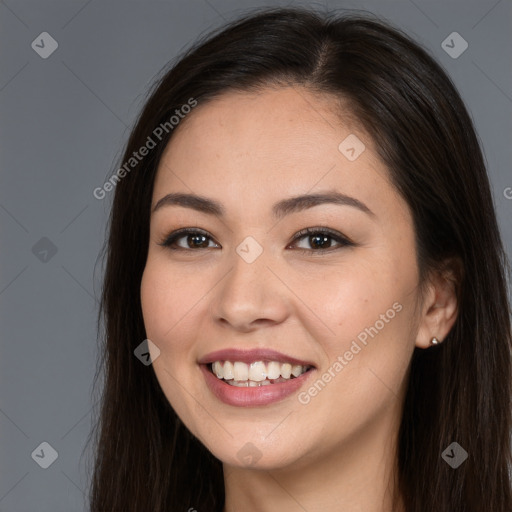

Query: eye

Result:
[158,227,219,251]
[288,227,354,255]
[158,226,354,254]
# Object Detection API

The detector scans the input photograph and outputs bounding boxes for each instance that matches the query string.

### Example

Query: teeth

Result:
[228,377,286,387]
[212,361,223,379]
[223,361,234,380]
[248,361,266,381]
[233,361,249,380]
[291,364,303,377]
[267,361,281,380]
[209,360,310,383]
[280,363,292,379]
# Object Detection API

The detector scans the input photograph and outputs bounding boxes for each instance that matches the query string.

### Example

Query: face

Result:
[140,86,422,471]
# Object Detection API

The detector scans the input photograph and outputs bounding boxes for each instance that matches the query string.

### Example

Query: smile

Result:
[210,360,312,386]
[200,362,315,407]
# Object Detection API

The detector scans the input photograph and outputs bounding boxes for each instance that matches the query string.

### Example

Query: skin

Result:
[140,86,458,512]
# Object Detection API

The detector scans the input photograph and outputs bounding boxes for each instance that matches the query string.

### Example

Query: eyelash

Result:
[157,227,354,255]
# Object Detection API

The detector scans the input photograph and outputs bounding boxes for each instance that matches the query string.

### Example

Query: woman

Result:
[87,6,512,511]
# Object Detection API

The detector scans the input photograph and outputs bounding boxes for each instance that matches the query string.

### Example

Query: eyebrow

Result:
[151,190,375,219]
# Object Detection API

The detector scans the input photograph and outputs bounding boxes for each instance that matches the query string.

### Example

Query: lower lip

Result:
[200,364,315,407]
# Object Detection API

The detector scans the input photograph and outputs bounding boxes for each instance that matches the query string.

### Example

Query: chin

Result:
[196,427,309,470]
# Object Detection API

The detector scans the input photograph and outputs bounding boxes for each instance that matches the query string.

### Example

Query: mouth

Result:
[208,360,314,387]
[198,348,317,406]
[199,354,316,406]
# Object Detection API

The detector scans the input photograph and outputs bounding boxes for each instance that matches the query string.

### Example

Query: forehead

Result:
[152,86,397,221]
[161,86,366,164]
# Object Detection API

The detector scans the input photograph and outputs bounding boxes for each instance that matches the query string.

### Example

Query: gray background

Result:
[1,0,511,510]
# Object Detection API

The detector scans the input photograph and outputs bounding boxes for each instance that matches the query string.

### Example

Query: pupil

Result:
[189,234,208,248]
[311,234,329,249]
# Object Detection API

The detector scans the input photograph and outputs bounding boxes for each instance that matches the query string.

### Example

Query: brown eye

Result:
[289,227,353,254]
[159,228,219,251]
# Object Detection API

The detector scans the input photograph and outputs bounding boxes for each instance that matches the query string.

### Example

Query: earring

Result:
[430,337,440,346]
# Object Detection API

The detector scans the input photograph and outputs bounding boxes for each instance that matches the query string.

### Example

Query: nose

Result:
[209,244,290,332]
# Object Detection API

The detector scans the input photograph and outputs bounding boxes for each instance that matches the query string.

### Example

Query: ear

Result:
[415,259,461,349]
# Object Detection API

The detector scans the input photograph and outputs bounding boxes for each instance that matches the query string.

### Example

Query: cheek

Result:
[316,253,417,376]
[320,262,395,336]
[140,264,170,341]
[140,259,198,343]
[140,262,203,428]
[140,262,194,365]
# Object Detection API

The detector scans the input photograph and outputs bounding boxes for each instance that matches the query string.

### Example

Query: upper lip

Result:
[198,348,316,368]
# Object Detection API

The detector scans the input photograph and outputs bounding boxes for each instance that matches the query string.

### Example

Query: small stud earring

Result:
[430,337,440,346]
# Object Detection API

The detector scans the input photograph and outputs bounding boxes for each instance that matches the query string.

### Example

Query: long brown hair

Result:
[86,6,512,511]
